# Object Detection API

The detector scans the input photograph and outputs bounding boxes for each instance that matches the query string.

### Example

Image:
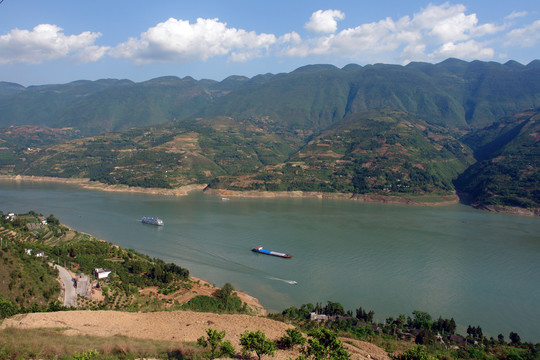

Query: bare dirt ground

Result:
[2,310,391,360]
[136,276,267,316]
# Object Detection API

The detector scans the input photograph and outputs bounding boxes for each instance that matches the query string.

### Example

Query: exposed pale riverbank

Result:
[3,174,538,215]
[0,175,206,196]
[204,187,460,206]
[2,174,459,206]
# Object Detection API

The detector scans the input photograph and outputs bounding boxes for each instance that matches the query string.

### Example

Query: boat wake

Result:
[164,234,298,285]
[267,276,298,285]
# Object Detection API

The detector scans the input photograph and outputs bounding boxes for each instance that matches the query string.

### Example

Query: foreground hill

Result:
[0,211,265,316]
[1,310,391,360]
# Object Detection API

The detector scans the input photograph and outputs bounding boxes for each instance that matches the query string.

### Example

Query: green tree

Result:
[355,307,375,323]
[279,328,306,349]
[411,310,432,330]
[434,317,456,335]
[324,301,345,316]
[394,345,431,360]
[467,325,483,341]
[213,282,245,312]
[215,282,234,303]
[240,329,276,360]
[46,214,60,226]
[301,327,350,360]
[415,329,435,345]
[509,331,521,345]
[0,296,17,319]
[197,328,235,359]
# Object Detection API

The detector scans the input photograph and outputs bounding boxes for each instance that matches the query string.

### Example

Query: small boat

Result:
[141,217,163,226]
[252,246,292,258]
[286,280,298,285]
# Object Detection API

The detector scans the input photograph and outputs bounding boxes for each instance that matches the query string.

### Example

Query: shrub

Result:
[394,346,431,360]
[240,329,275,360]
[279,328,306,349]
[197,328,235,359]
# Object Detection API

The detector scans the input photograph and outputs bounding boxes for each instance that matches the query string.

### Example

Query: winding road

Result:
[54,264,77,307]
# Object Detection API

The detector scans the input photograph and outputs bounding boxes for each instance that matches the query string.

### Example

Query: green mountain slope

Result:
[454,109,540,211]
[53,76,213,135]
[0,213,61,309]
[201,64,350,136]
[0,79,134,130]
[1,59,539,138]
[7,116,296,188]
[1,59,539,212]
[211,110,474,197]
[1,108,538,211]
[0,81,25,97]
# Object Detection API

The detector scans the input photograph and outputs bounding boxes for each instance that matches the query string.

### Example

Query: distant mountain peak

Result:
[504,60,525,69]
[341,64,363,71]
[526,59,540,68]
[143,76,183,85]
[292,64,339,74]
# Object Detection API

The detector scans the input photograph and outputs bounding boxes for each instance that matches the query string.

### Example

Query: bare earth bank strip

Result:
[1,175,460,206]
[6,175,537,215]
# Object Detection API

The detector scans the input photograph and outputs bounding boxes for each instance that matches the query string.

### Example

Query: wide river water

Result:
[1,179,539,341]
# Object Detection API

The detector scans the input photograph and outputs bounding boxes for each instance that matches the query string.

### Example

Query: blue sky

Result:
[0,0,538,86]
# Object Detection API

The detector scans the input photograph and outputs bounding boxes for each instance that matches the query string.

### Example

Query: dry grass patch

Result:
[0,327,197,359]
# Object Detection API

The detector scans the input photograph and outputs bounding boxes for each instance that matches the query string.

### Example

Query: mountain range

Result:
[0,58,538,213]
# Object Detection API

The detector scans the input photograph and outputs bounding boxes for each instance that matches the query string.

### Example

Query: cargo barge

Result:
[252,246,292,258]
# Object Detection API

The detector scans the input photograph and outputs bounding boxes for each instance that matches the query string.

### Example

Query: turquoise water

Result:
[1,179,539,341]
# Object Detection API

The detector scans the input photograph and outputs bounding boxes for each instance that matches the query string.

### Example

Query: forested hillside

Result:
[1,59,539,136]
[455,109,540,211]
[0,59,538,213]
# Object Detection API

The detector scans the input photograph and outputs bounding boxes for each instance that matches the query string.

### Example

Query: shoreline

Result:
[204,187,461,206]
[2,174,538,216]
[0,175,207,196]
[0,203,268,316]
[2,174,458,206]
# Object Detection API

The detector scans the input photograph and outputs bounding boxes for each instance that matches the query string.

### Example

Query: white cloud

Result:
[110,17,276,63]
[505,20,540,47]
[505,11,528,20]
[1,3,535,68]
[0,24,106,64]
[331,17,401,54]
[431,40,494,59]
[279,31,302,45]
[413,3,477,42]
[305,9,345,34]
[285,3,506,63]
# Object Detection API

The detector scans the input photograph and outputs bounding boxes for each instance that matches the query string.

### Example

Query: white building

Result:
[93,268,112,279]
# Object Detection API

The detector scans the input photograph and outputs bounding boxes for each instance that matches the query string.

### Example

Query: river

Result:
[1,179,539,341]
